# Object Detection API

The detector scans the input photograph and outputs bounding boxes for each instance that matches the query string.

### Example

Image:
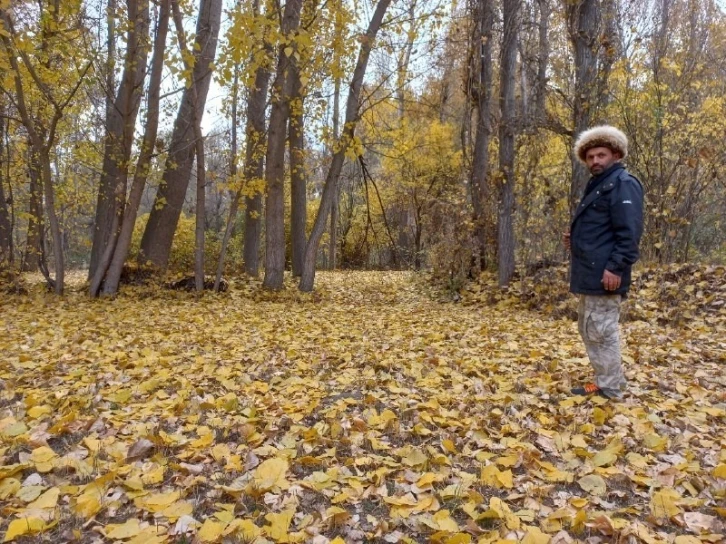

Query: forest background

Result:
[1,0,726,295]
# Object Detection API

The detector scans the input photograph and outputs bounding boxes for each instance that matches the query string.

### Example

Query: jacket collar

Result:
[572,163,624,224]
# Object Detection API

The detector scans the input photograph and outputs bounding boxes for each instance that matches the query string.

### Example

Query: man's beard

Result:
[590,165,604,175]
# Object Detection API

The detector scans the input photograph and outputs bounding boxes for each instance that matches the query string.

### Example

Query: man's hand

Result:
[563,231,571,251]
[602,269,621,291]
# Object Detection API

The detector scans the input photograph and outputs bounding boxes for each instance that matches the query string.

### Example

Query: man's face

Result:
[585,147,621,175]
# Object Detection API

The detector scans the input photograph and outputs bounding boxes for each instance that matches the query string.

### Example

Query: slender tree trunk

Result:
[96,0,170,296]
[497,0,520,287]
[535,0,550,123]
[243,46,272,277]
[469,0,494,270]
[299,0,393,292]
[138,0,223,271]
[105,0,117,120]
[90,0,150,278]
[289,64,307,277]
[263,0,303,289]
[567,0,600,214]
[214,66,240,291]
[328,76,341,270]
[0,113,11,264]
[168,0,208,291]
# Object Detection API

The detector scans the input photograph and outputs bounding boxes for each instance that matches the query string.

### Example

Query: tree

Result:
[468,0,494,270]
[92,0,170,296]
[138,0,223,272]
[263,0,303,289]
[299,0,394,292]
[497,0,520,287]
[1,3,92,293]
[89,0,150,280]
[0,108,12,265]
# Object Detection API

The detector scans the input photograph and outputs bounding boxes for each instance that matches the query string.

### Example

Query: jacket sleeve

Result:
[606,175,644,274]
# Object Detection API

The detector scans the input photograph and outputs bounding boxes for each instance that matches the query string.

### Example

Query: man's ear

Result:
[613,151,622,161]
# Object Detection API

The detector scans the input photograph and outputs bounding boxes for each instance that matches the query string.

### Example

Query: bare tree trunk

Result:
[97,0,170,296]
[214,65,240,291]
[567,0,600,214]
[329,73,341,269]
[299,0,393,292]
[263,0,303,289]
[243,53,272,277]
[90,0,150,278]
[497,0,520,287]
[105,0,117,122]
[138,0,222,271]
[469,0,494,270]
[535,0,550,123]
[289,69,307,277]
[0,113,11,264]
[168,0,208,291]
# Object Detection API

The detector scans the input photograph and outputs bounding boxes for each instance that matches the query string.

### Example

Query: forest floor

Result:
[0,269,725,544]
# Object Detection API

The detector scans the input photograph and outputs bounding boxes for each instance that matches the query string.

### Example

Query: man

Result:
[564,126,644,399]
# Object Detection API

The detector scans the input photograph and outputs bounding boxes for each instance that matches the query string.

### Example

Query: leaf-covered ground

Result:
[1,271,725,544]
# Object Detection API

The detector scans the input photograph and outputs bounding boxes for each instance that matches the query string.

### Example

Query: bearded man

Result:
[564,126,644,399]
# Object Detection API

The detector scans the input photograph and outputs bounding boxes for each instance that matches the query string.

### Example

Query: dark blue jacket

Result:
[570,163,644,296]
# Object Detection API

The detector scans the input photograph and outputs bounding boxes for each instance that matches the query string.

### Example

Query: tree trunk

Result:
[214,65,240,291]
[329,71,342,270]
[299,0,393,292]
[535,0,550,123]
[497,0,520,287]
[289,64,307,277]
[97,0,170,296]
[90,0,150,278]
[263,0,303,289]
[567,0,600,214]
[0,113,11,264]
[469,0,494,270]
[243,46,272,277]
[138,0,223,271]
[168,0,208,291]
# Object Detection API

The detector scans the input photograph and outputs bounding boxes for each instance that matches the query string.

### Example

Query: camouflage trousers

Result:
[577,294,626,398]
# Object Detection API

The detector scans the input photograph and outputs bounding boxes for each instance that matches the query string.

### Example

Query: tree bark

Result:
[567,0,600,214]
[138,0,223,271]
[0,112,11,264]
[262,0,303,289]
[243,45,272,277]
[22,146,43,272]
[214,65,240,291]
[469,0,494,270]
[497,0,520,287]
[299,0,393,292]
[289,61,307,277]
[328,76,341,270]
[169,0,208,291]
[90,0,150,279]
[95,0,170,296]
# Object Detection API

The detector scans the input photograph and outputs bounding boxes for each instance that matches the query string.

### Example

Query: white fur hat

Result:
[574,125,628,163]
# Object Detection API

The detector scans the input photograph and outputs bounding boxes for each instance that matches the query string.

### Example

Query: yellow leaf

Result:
[521,526,551,544]
[674,537,703,544]
[27,405,52,419]
[161,501,194,521]
[264,509,294,541]
[106,519,141,540]
[3,517,47,542]
[198,519,226,543]
[578,474,607,496]
[0,478,21,500]
[73,493,102,518]
[592,450,617,467]
[15,486,43,503]
[403,448,428,467]
[433,509,459,532]
[135,491,181,513]
[650,488,681,520]
[232,519,261,540]
[441,439,457,453]
[253,458,289,491]
[27,487,60,510]
[713,464,726,479]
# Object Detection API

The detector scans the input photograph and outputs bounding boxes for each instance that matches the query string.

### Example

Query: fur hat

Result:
[574,125,628,163]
